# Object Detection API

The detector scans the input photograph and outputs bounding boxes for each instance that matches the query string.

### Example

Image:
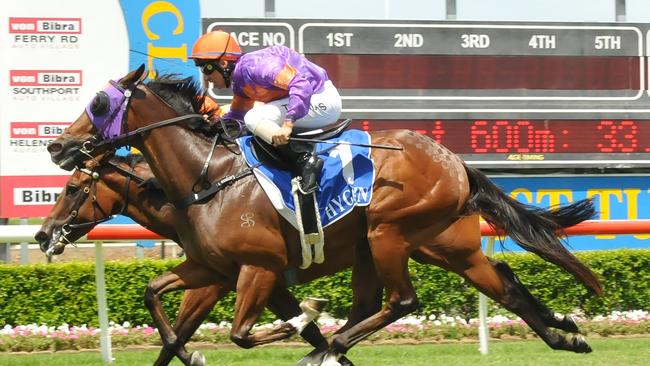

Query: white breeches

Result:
[244,80,342,144]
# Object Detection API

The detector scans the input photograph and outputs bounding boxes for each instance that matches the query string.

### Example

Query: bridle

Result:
[77,78,205,160]
[73,75,255,211]
[53,155,146,251]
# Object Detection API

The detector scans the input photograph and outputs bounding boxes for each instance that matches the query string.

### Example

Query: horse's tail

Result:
[463,165,603,296]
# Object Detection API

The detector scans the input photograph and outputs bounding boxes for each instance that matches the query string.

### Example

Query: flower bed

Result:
[1,310,649,353]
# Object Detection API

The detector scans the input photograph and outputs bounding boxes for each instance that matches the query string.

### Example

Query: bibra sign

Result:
[9,17,81,49]
[0,0,200,217]
[13,187,61,206]
[8,122,68,151]
[10,70,82,102]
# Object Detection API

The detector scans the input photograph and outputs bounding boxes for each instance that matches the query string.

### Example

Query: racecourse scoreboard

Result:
[203,19,650,169]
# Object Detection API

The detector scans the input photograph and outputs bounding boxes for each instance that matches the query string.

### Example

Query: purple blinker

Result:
[84,81,128,139]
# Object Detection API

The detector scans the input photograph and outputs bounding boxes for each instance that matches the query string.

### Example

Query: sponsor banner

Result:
[489,176,650,250]
[1,1,131,217]
[8,17,82,50]
[119,0,200,80]
[9,70,83,103]
[1,1,201,217]
[0,175,68,217]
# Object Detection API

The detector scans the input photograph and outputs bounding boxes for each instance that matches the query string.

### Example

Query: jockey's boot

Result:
[298,153,324,194]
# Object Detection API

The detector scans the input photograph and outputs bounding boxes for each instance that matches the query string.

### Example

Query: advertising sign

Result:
[0,0,199,217]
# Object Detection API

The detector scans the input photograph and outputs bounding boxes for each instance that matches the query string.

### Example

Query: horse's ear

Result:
[135,64,146,82]
[120,64,147,86]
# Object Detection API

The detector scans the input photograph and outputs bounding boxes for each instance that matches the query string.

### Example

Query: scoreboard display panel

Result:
[203,19,650,169]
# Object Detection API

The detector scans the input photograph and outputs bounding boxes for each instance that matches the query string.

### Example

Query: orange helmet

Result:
[189,30,241,61]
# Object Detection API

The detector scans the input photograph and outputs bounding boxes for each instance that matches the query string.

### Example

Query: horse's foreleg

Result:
[145,260,217,365]
[321,226,419,366]
[153,284,227,366]
[294,240,378,366]
[337,239,382,335]
[266,286,340,366]
[266,286,327,348]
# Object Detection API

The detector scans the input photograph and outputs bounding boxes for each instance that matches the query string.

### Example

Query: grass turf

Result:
[1,338,649,366]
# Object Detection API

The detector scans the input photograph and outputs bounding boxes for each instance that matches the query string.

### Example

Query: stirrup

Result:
[291,178,324,269]
[296,177,317,195]
[298,155,323,194]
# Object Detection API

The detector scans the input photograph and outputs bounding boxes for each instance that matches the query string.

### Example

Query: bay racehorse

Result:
[45,65,602,366]
[35,153,350,366]
[36,153,596,365]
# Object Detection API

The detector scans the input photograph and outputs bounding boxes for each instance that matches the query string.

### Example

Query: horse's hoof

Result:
[295,348,354,366]
[277,321,299,336]
[300,297,329,316]
[570,335,592,353]
[190,351,206,366]
[562,315,580,334]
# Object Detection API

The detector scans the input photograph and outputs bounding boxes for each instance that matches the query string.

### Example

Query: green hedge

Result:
[1,250,649,327]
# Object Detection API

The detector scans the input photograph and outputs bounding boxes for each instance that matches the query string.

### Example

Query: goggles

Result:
[199,62,218,75]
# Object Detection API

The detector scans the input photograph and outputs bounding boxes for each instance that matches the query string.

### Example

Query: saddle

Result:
[250,119,352,268]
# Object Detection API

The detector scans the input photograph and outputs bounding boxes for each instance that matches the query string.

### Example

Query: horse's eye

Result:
[66,185,79,196]
[91,91,110,116]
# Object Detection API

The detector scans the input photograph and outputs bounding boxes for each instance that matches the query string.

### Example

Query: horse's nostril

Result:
[34,231,49,242]
[47,142,62,154]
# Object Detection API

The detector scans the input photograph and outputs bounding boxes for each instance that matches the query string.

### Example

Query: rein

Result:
[89,114,204,153]
[83,78,255,210]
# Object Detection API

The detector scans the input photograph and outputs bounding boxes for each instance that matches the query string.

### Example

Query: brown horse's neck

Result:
[129,100,244,204]
[102,161,180,242]
[141,127,241,203]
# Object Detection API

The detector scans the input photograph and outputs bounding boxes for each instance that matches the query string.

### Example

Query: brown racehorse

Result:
[45,66,602,366]
[36,153,594,366]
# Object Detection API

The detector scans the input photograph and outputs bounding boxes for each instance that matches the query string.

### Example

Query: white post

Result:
[94,241,113,364]
[478,236,496,355]
[20,218,29,264]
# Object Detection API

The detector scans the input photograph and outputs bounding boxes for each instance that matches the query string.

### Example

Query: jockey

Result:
[189,30,342,193]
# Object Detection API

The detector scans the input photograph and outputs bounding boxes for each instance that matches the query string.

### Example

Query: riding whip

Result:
[289,137,403,150]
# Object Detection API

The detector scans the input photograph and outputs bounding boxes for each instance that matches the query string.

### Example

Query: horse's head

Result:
[47,64,224,171]
[35,154,125,255]
[47,65,148,171]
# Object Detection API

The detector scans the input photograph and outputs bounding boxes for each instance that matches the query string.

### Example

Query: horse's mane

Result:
[110,153,147,166]
[145,74,217,122]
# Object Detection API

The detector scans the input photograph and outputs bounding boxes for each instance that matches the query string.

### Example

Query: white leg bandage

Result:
[286,313,311,333]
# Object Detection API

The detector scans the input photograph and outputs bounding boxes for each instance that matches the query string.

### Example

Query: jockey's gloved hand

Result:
[272,119,294,146]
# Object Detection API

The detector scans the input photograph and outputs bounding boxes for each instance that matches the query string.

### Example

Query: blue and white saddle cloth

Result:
[236,130,375,229]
